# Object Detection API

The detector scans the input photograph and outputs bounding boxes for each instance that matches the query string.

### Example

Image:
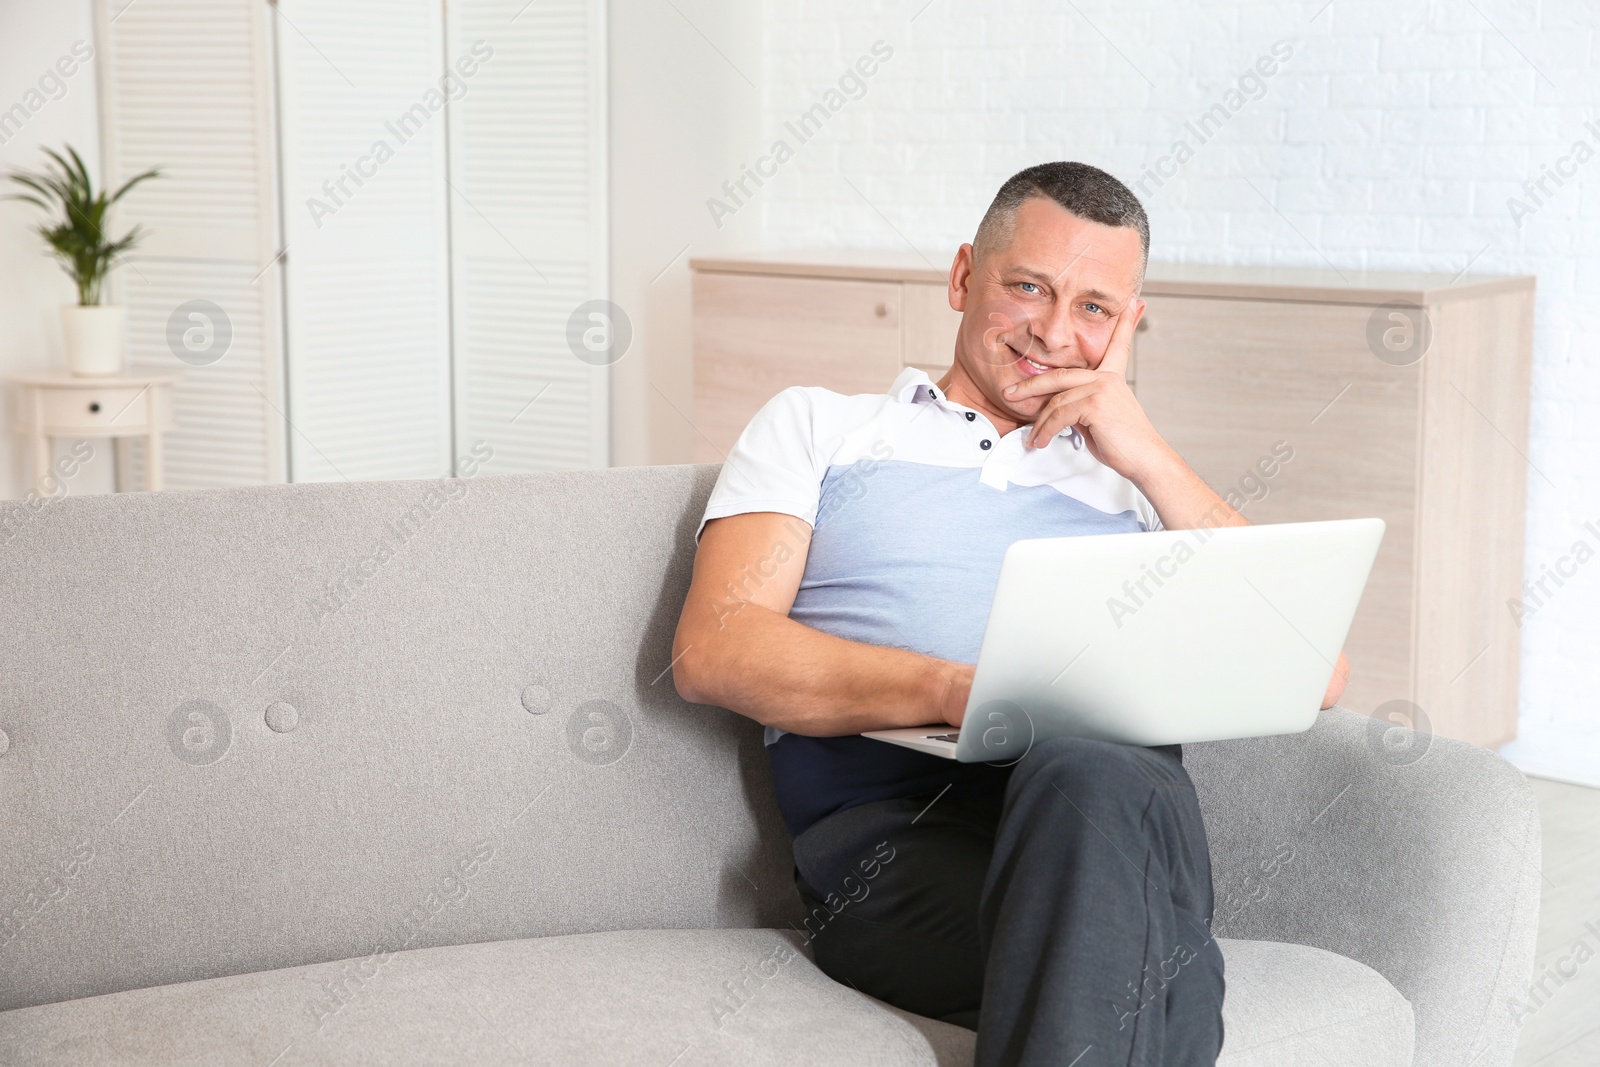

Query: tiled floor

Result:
[1510,777,1600,1066]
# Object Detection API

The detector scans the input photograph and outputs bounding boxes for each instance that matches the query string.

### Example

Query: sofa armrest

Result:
[1186,707,1541,1067]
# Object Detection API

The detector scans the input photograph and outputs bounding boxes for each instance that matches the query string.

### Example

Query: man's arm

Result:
[671,511,972,734]
[1007,299,1349,709]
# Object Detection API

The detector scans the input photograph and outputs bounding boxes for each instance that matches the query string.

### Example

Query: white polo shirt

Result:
[700,367,1160,749]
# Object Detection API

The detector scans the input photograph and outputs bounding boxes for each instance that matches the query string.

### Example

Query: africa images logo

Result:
[165,699,232,766]
[565,699,633,766]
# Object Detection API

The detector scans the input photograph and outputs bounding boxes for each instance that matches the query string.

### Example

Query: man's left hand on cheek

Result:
[1002,299,1170,479]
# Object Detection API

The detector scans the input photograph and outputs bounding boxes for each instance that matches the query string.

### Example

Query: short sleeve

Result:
[696,387,826,541]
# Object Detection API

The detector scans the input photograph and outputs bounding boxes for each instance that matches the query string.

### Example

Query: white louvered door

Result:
[446,0,609,472]
[95,0,606,488]
[95,0,286,488]
[275,0,454,482]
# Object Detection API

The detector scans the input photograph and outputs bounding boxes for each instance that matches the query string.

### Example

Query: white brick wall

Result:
[757,0,1600,783]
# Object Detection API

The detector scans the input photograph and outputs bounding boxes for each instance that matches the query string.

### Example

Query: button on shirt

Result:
[697,367,1161,835]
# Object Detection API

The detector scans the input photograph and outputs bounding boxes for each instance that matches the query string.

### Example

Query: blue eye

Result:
[1018,282,1040,294]
[1083,303,1105,315]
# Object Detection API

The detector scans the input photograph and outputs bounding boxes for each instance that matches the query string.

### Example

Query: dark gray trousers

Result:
[791,737,1224,1067]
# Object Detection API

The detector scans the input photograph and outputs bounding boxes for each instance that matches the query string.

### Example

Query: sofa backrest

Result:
[0,463,800,1012]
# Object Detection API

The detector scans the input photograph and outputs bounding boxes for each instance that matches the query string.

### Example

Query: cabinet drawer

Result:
[693,272,903,460]
[36,383,169,433]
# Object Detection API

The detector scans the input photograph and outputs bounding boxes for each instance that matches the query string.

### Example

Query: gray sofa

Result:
[0,463,1540,1066]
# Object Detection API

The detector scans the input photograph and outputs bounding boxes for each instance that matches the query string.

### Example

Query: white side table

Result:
[8,372,181,494]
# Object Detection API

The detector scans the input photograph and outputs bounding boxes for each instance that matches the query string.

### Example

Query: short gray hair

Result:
[973,162,1149,278]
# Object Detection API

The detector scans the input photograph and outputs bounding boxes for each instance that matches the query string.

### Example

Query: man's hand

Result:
[1002,298,1175,480]
[995,298,1247,534]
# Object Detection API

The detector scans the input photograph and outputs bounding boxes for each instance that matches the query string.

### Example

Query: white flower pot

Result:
[60,304,127,377]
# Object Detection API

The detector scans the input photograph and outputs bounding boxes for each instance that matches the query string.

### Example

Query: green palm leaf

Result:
[4,143,162,305]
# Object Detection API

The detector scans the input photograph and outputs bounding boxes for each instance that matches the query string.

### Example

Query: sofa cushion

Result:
[1217,939,1414,1066]
[0,931,1411,1066]
[0,929,975,1066]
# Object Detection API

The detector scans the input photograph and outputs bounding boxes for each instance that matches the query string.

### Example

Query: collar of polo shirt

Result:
[892,367,1084,449]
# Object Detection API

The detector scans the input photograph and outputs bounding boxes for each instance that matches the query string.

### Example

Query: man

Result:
[672,162,1349,1067]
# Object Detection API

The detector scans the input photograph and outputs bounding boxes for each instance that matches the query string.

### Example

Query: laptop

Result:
[862,518,1384,762]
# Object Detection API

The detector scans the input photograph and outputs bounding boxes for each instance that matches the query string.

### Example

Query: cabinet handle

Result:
[874,303,888,318]
[1137,318,1150,333]
[89,402,101,413]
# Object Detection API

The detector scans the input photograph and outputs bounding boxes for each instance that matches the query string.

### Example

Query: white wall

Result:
[609,0,763,467]
[0,0,115,499]
[756,0,1600,784]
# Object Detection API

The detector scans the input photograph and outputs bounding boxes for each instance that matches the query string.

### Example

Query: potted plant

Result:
[6,146,159,376]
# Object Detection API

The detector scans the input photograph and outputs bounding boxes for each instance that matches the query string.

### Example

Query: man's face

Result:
[950,197,1145,427]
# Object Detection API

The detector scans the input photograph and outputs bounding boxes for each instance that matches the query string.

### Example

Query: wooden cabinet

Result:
[689,253,1534,748]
